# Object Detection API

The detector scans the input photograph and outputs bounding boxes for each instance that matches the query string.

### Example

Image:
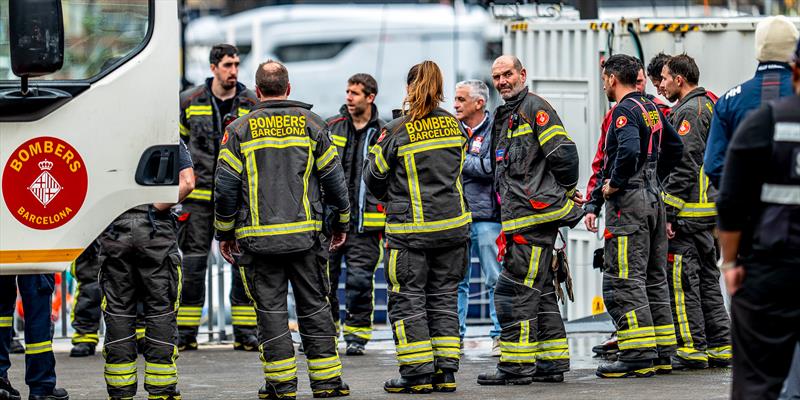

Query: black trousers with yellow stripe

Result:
[239,239,344,396]
[602,188,677,363]
[667,228,731,363]
[98,208,181,399]
[385,242,468,377]
[177,201,256,340]
[71,245,103,347]
[494,226,570,376]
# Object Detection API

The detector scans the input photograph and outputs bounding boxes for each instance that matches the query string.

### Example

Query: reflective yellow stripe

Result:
[145,362,177,375]
[388,249,400,293]
[362,212,385,227]
[618,236,629,279]
[654,324,678,345]
[538,124,569,145]
[385,212,472,235]
[331,135,347,147]
[500,320,536,363]
[136,328,146,340]
[246,152,260,225]
[431,336,460,359]
[231,305,257,326]
[523,246,542,287]
[396,136,464,156]
[145,361,178,387]
[617,326,655,340]
[394,319,407,344]
[404,155,424,223]
[262,356,298,382]
[105,373,137,387]
[241,136,310,153]
[677,202,717,217]
[456,146,466,214]
[535,338,570,360]
[501,200,574,232]
[699,165,708,203]
[343,325,372,340]
[144,374,178,386]
[72,332,99,343]
[185,105,212,118]
[302,146,313,220]
[316,145,337,170]
[520,320,530,345]
[707,345,732,360]
[0,316,12,328]
[510,123,533,138]
[177,306,202,326]
[186,188,212,201]
[308,356,342,380]
[240,267,255,304]
[370,146,389,174]
[625,310,638,329]
[618,337,658,350]
[179,123,190,137]
[25,340,52,355]
[396,340,434,365]
[678,347,709,361]
[661,192,686,210]
[235,220,322,239]
[238,107,250,117]
[218,149,243,174]
[214,218,235,231]
[618,325,657,350]
[339,212,350,224]
[672,255,693,348]
[106,362,137,374]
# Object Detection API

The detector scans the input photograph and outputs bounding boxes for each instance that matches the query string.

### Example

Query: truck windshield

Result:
[0,0,150,81]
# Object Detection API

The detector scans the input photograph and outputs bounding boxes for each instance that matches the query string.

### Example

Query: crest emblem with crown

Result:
[28,159,61,207]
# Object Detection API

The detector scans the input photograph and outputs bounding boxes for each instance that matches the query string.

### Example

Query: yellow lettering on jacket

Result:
[248,115,307,138]
[405,116,461,142]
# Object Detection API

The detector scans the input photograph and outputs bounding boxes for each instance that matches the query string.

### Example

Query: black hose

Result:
[627,23,644,64]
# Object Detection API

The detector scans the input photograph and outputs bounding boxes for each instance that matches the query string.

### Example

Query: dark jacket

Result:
[213,99,350,254]
[462,111,499,222]
[179,78,258,202]
[326,104,386,233]
[492,88,583,233]
[363,107,471,248]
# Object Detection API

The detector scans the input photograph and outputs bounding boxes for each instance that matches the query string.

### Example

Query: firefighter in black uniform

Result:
[717,39,800,400]
[476,55,584,386]
[584,54,684,378]
[98,140,194,400]
[325,73,386,356]
[364,61,471,394]
[177,44,259,351]
[215,60,351,399]
[69,240,103,357]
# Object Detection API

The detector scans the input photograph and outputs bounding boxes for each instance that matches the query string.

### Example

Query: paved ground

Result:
[5,332,731,400]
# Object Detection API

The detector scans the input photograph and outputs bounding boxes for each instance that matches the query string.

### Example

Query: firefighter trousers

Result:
[603,187,677,362]
[177,201,256,340]
[0,274,57,396]
[330,232,383,345]
[239,239,344,396]
[71,248,103,347]
[98,208,181,398]
[494,227,570,376]
[385,242,468,377]
[667,228,731,363]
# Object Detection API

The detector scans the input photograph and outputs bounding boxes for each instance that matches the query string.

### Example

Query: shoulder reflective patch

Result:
[615,116,628,129]
[774,122,800,142]
[220,131,229,145]
[535,111,550,126]
[678,120,691,136]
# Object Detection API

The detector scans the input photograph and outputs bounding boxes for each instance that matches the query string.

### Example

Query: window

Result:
[0,0,150,81]
[273,41,352,63]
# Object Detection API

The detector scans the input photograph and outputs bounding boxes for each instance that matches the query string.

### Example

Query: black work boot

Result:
[9,340,23,355]
[477,369,533,386]
[596,360,655,378]
[383,374,433,394]
[0,377,21,400]
[177,335,197,352]
[591,332,618,358]
[69,342,95,358]
[312,382,350,398]
[28,387,69,400]
[233,335,259,352]
[345,342,365,356]
[671,355,708,370]
[531,360,566,383]
[654,356,673,374]
[258,381,297,400]
[432,370,456,392]
[708,358,731,368]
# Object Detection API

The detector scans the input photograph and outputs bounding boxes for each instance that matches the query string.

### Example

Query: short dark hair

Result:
[647,52,670,79]
[209,44,238,66]
[603,54,640,86]
[665,54,700,85]
[256,60,289,97]
[348,73,378,96]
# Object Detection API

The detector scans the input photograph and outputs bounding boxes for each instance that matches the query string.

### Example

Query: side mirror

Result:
[8,0,64,81]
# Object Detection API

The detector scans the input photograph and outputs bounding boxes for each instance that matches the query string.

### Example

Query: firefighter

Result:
[178,44,259,351]
[325,73,386,356]
[659,54,731,369]
[717,38,800,400]
[1,274,69,400]
[364,60,471,394]
[98,139,194,400]
[215,60,351,399]
[69,241,104,357]
[476,55,584,386]
[646,52,672,101]
[584,54,683,378]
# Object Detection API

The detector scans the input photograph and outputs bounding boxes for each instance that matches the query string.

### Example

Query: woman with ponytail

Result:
[364,61,472,394]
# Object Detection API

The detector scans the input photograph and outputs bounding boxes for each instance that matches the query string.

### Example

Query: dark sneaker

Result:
[312,382,350,398]
[383,375,433,394]
[345,342,365,356]
[654,356,673,375]
[432,370,456,392]
[596,360,655,378]
[477,369,533,386]
[177,336,197,352]
[234,335,259,352]
[0,377,21,400]
[258,384,296,400]
[671,355,708,370]
[69,342,95,358]
[28,387,69,400]
[591,332,618,357]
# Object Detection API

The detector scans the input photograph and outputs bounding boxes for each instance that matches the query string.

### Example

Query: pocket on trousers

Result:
[603,224,639,277]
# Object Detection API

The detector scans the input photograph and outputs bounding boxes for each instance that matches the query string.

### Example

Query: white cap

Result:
[755,16,800,63]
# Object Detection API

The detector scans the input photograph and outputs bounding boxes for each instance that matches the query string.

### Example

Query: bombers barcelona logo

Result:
[535,110,550,126]
[615,116,628,129]
[678,120,691,135]
[2,137,88,230]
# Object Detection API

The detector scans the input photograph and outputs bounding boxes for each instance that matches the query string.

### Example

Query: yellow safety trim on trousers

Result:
[510,123,533,138]
[535,338,570,361]
[394,320,408,345]
[246,152,260,226]
[106,362,137,374]
[396,340,434,366]
[331,134,347,147]
[617,326,655,340]
[501,320,536,363]
[235,220,322,239]
[339,212,351,224]
[707,345,732,359]
[654,324,678,346]
[0,316,12,328]
[524,245,542,287]
[538,124,569,145]
[404,154,424,223]
[104,362,137,387]
[238,107,250,117]
[72,332,99,343]
[618,236,629,279]
[385,212,472,235]
[343,325,373,340]
[177,306,202,326]
[218,149,243,174]
[370,146,389,174]
[262,356,298,383]
[25,340,52,355]
[175,258,183,312]
[214,218,235,232]
[185,105,212,118]
[396,136,465,156]
[105,374,137,387]
[145,362,177,375]
[308,356,343,381]
[316,145,337,170]
[618,337,658,350]
[186,188,212,202]
[431,336,461,359]
[661,192,686,210]
[144,374,178,386]
[625,310,638,330]
[388,249,400,293]
[302,146,313,221]
[672,254,694,348]
[239,267,255,304]
[396,341,433,354]
[179,123,189,137]
[241,136,310,153]
[231,305,258,326]
[677,347,709,362]
[501,200,574,232]
[362,212,386,227]
[149,395,182,400]
[136,328,146,340]
[677,202,717,218]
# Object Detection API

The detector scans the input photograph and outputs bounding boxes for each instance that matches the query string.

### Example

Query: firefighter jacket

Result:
[212,99,351,254]
[179,78,258,202]
[662,87,717,231]
[326,104,386,233]
[491,88,583,234]
[363,107,471,249]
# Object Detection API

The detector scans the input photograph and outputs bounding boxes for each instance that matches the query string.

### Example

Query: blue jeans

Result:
[458,221,502,339]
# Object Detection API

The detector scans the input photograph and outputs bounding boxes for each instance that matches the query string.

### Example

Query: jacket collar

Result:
[501,86,529,111]
[253,99,314,110]
[463,111,491,133]
[674,87,707,110]
[755,61,792,75]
